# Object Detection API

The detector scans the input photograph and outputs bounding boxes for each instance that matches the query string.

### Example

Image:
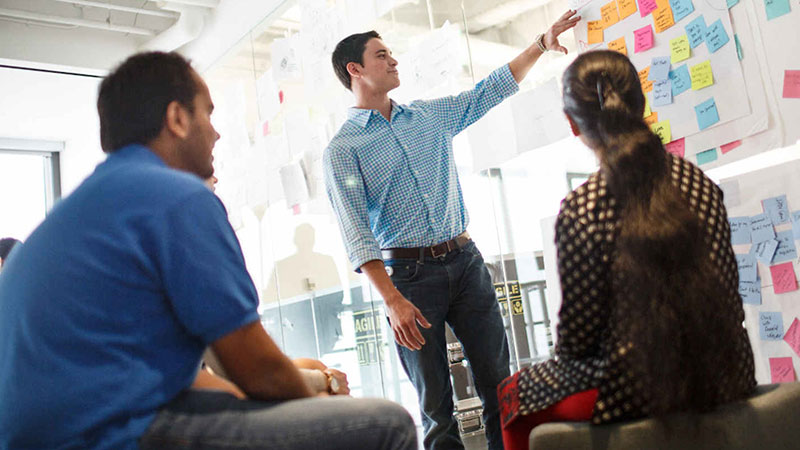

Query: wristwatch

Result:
[536,33,548,52]
[325,370,340,395]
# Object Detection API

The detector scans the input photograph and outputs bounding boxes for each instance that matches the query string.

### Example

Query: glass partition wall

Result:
[203,0,598,440]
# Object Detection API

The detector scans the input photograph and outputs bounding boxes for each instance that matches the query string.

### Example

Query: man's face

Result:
[178,72,220,179]
[355,38,400,93]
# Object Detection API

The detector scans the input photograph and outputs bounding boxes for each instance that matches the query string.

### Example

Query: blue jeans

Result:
[139,390,417,450]
[386,241,510,450]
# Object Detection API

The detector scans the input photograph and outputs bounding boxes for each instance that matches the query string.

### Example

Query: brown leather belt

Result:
[382,232,471,260]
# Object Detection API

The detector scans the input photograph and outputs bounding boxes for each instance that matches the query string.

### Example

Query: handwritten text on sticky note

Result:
[588,21,604,45]
[618,0,638,19]
[650,120,671,144]
[653,5,676,33]
[608,36,628,55]
[770,357,796,383]
[602,1,621,27]
[784,318,800,358]
[670,35,691,63]
[751,239,778,265]
[685,15,706,48]
[703,19,730,53]
[763,195,791,225]
[750,213,776,243]
[690,60,714,90]
[665,137,685,157]
[729,216,751,245]
[739,279,761,305]
[694,97,720,130]
[784,70,800,99]
[736,253,757,282]
[773,230,797,264]
[634,25,655,53]
[760,311,784,340]
[770,262,798,294]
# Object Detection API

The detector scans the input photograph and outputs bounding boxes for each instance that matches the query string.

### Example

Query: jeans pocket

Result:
[385,259,420,283]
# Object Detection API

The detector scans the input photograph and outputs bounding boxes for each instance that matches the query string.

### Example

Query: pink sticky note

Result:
[638,0,658,17]
[784,70,800,99]
[770,357,796,383]
[720,140,742,154]
[784,318,800,358]
[770,262,798,294]
[634,25,655,53]
[262,120,270,137]
[665,137,685,157]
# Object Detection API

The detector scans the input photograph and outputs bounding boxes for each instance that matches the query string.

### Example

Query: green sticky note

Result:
[650,120,672,144]
[696,148,718,165]
[735,34,743,60]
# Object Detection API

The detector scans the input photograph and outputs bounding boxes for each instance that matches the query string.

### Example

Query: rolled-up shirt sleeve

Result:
[323,144,382,272]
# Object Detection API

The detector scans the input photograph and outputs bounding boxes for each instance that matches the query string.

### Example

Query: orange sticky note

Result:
[644,111,659,126]
[639,66,654,93]
[608,37,628,56]
[601,1,621,28]
[588,21,604,44]
[617,0,638,19]
[653,5,675,33]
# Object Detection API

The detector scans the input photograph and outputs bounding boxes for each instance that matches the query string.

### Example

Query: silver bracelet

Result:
[536,33,548,52]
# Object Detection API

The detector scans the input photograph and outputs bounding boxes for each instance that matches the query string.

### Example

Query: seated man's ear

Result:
[346,62,363,81]
[164,100,192,139]
[565,112,581,137]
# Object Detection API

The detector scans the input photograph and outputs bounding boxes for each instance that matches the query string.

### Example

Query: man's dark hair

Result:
[0,238,21,266]
[97,51,198,153]
[331,31,381,90]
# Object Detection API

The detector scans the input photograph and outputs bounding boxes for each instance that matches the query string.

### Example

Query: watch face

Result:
[330,377,340,394]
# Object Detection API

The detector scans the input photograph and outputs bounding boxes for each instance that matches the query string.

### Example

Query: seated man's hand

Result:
[324,368,350,396]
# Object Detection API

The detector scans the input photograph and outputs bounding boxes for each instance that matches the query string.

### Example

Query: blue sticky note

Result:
[759,311,784,340]
[750,213,776,242]
[648,57,671,81]
[734,34,743,60]
[669,65,691,97]
[696,148,717,165]
[669,0,695,22]
[773,230,798,263]
[703,19,730,53]
[763,195,791,225]
[736,253,758,282]
[739,278,761,305]
[694,97,720,130]
[685,15,707,48]
[792,210,800,240]
[652,80,673,106]
[765,0,791,20]
[751,239,778,264]
[727,0,740,7]
[729,216,752,244]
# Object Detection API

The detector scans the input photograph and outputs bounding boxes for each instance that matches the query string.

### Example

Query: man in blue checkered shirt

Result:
[324,11,580,450]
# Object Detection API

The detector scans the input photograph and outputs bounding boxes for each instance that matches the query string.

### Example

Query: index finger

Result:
[559,9,577,21]
[404,321,426,348]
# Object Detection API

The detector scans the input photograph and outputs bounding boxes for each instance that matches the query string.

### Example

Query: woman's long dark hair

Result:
[561,51,740,415]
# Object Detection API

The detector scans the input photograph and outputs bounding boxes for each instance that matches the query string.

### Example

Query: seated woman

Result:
[498,50,756,449]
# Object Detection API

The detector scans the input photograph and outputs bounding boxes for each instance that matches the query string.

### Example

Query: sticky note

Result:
[784,318,800,358]
[653,5,675,33]
[670,35,691,64]
[763,195,791,225]
[690,61,714,90]
[638,66,654,92]
[644,95,652,117]
[751,239,778,264]
[669,64,691,97]
[792,210,800,240]
[696,148,717,165]
[602,1,621,27]
[694,97,719,130]
[720,140,742,154]
[727,0,740,7]
[634,25,655,53]
[769,357,796,383]
[735,34,743,60]
[739,279,761,305]
[729,216,751,244]
[668,0,695,22]
[644,111,659,126]
[652,80,673,106]
[750,213,776,242]
[665,137,685,157]
[771,262,798,294]
[773,230,798,263]
[784,70,800,99]
[649,56,671,81]
[618,0,638,19]
[760,311,784,340]
[588,21,604,45]
[685,15,706,48]
[703,19,730,53]
[638,0,659,16]
[608,37,628,55]
[765,0,791,21]
[650,120,671,144]
[736,253,758,282]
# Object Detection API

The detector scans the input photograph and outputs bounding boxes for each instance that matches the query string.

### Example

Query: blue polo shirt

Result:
[0,145,260,449]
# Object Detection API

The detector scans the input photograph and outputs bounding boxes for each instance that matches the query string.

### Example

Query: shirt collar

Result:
[346,100,407,128]
[111,144,168,167]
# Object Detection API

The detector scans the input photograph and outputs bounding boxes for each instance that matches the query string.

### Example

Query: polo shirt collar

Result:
[347,100,406,128]
[112,144,168,167]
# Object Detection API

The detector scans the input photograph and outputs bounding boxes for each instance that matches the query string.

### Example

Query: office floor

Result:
[414,428,487,449]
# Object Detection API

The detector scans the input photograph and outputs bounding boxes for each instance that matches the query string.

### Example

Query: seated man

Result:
[0,51,415,450]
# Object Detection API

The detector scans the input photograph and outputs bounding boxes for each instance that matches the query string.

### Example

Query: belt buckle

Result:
[430,241,451,258]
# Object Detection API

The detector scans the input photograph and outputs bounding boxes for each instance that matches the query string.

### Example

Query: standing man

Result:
[324,11,580,450]
[0,51,415,450]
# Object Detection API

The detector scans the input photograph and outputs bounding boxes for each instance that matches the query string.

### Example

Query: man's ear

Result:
[346,62,362,80]
[565,112,581,137]
[164,100,191,139]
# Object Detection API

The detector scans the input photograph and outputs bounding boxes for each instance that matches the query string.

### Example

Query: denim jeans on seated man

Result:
[387,241,510,450]
[140,390,416,450]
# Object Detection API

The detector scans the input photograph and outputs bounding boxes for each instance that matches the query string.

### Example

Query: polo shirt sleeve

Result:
[419,63,519,137]
[154,190,260,344]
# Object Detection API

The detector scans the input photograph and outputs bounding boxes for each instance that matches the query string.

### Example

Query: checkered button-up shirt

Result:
[324,64,518,270]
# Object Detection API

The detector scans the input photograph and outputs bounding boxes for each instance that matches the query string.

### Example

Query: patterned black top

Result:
[517,153,756,425]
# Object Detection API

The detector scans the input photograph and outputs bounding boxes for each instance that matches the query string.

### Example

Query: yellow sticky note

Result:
[617,0,638,19]
[653,5,675,33]
[588,21,604,44]
[601,1,621,28]
[638,66,654,93]
[644,111,659,126]
[650,119,671,144]
[670,35,690,63]
[644,95,652,118]
[608,37,628,56]
[690,60,714,90]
